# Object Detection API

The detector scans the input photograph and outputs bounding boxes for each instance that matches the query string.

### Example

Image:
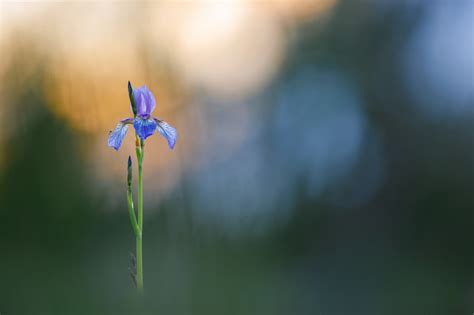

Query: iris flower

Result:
[108,82,177,151]
[107,82,177,289]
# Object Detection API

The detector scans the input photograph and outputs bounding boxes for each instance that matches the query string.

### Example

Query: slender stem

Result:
[138,144,143,233]
[135,140,144,290]
[136,232,143,290]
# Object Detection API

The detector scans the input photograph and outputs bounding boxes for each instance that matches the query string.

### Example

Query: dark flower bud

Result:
[127,156,132,187]
[128,81,137,117]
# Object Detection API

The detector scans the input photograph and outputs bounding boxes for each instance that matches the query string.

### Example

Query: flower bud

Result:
[128,81,137,117]
[127,156,132,187]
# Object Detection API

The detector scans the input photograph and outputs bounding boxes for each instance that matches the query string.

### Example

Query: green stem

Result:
[136,232,143,290]
[136,140,144,290]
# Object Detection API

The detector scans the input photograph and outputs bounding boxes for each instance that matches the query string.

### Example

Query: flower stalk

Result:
[136,137,144,290]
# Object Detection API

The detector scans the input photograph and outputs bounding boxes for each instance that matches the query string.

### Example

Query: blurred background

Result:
[0,0,473,314]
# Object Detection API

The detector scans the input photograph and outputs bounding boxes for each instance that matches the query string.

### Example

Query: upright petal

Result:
[108,122,129,151]
[134,117,157,140]
[155,119,177,149]
[133,86,156,117]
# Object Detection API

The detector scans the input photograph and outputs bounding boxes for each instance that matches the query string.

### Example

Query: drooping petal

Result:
[133,86,156,117]
[155,119,177,149]
[134,117,157,140]
[108,122,130,151]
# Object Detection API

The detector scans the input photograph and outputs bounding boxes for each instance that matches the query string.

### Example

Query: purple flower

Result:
[108,82,177,151]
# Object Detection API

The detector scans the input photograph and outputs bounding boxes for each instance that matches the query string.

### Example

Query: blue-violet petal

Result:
[134,117,157,140]
[156,119,177,149]
[133,86,156,117]
[108,122,129,151]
